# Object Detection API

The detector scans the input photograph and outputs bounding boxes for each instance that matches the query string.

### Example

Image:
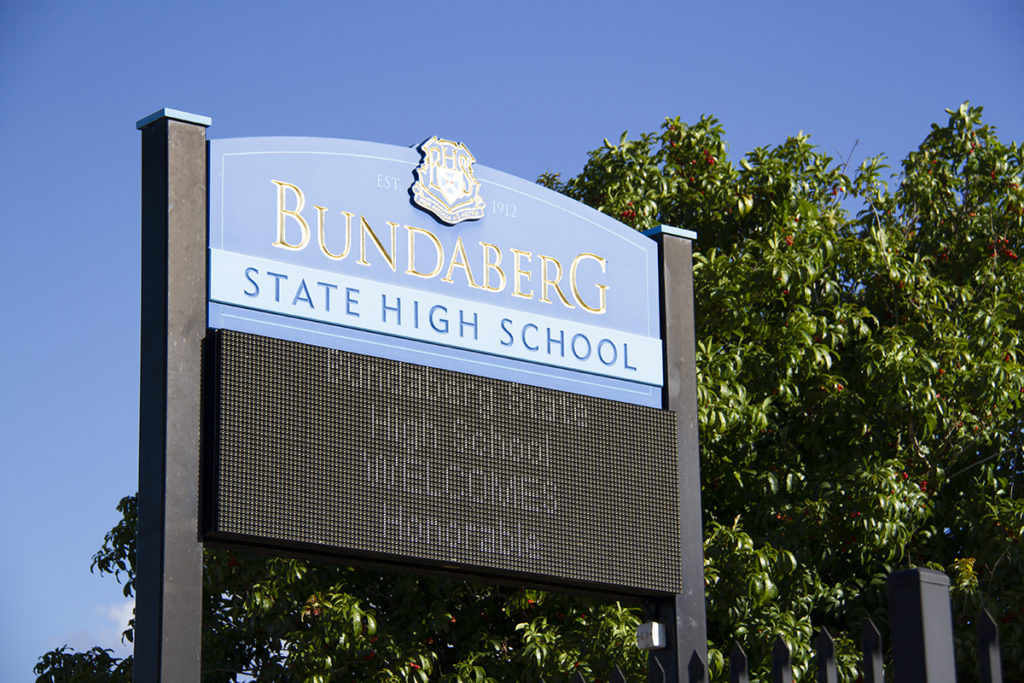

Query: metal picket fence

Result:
[722,611,1003,683]
[566,567,1005,683]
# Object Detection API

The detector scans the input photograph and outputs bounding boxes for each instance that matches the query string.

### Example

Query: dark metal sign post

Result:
[644,227,709,682]
[136,109,210,682]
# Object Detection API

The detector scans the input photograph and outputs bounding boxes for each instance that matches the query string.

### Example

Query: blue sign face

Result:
[208,137,663,406]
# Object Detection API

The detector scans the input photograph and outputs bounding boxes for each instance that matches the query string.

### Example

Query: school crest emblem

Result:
[411,136,485,225]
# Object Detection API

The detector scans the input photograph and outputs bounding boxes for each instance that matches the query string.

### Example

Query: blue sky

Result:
[1,0,1021,679]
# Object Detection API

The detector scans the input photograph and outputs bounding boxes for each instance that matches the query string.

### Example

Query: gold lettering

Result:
[406,225,444,278]
[511,249,533,299]
[538,255,574,308]
[317,208,353,260]
[357,217,397,271]
[442,144,458,167]
[441,236,480,288]
[479,242,506,292]
[271,180,309,250]
[570,253,608,314]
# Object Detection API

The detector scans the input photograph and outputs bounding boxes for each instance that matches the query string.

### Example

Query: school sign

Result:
[134,109,706,682]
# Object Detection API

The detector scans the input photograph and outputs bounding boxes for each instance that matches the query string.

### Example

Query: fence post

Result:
[651,656,667,683]
[815,628,837,683]
[729,642,749,683]
[861,619,883,683]
[886,568,957,683]
[688,652,708,683]
[771,637,792,683]
[977,609,1003,683]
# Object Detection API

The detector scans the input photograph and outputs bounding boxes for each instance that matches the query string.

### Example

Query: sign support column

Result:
[135,108,211,682]
[644,225,708,682]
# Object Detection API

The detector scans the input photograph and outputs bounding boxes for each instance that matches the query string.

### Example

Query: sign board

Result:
[208,137,663,407]
[202,133,683,597]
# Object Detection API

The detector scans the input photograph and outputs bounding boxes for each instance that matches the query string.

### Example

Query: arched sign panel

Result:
[208,137,663,407]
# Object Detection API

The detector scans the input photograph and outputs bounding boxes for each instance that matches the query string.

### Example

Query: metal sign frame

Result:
[135,109,706,682]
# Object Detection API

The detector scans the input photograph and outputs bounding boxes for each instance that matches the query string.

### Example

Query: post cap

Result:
[887,567,951,588]
[642,225,697,240]
[136,108,212,130]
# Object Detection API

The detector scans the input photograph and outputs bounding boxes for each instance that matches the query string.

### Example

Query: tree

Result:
[542,102,1023,680]
[38,104,1023,681]
[38,501,645,682]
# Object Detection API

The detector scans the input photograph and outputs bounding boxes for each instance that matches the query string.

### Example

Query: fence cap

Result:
[886,567,950,588]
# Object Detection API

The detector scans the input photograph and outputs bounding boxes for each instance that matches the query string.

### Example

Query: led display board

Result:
[203,330,681,596]
[208,137,663,407]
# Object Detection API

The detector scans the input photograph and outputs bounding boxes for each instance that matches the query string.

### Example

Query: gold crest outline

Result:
[411,136,486,225]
